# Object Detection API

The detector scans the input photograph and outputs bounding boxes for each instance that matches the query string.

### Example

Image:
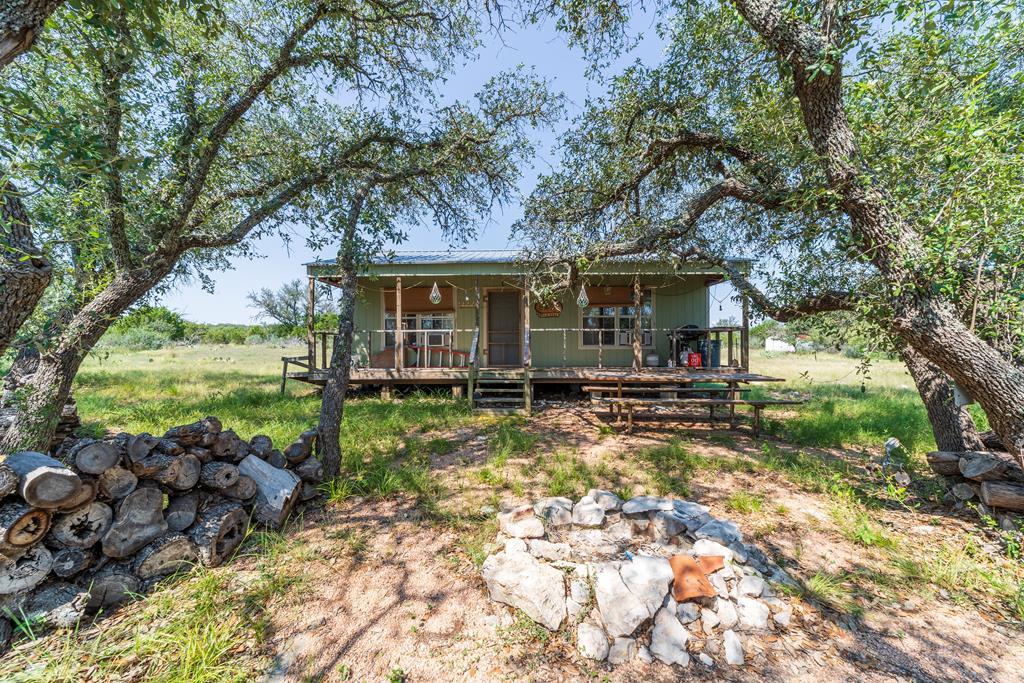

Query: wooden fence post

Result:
[395,277,403,371]
[306,276,316,370]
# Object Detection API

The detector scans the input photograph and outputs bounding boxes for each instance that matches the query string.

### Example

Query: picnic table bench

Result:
[589,395,803,434]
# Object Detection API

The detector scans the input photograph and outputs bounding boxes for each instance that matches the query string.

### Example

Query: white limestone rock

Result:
[638,645,653,664]
[701,607,719,634]
[736,596,770,631]
[604,519,634,541]
[587,489,623,511]
[622,495,674,514]
[572,497,606,527]
[595,556,672,637]
[723,629,745,666]
[650,607,690,666]
[692,538,735,562]
[699,652,715,667]
[482,550,566,630]
[677,601,700,624]
[498,505,545,538]
[577,622,609,661]
[608,637,637,664]
[650,510,687,541]
[566,567,592,620]
[738,574,765,597]
[504,538,528,554]
[709,572,730,599]
[714,597,738,630]
[695,518,743,545]
[529,539,571,561]
[534,497,574,527]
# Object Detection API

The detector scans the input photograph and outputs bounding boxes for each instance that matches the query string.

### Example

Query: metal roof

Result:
[306,249,750,268]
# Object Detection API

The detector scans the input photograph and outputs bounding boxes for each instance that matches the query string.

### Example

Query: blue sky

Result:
[160,11,741,324]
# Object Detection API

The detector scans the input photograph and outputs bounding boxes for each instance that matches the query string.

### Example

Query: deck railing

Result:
[302,325,747,372]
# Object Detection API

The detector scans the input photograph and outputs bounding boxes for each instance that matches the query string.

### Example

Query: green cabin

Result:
[284,250,755,412]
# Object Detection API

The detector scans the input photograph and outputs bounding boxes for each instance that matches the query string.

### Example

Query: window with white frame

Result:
[384,311,454,348]
[581,291,653,347]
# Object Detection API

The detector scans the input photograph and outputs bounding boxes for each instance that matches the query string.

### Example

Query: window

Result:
[384,311,454,348]
[581,291,653,347]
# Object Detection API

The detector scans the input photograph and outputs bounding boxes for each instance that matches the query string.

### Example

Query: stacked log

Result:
[926,449,1024,511]
[0,418,324,651]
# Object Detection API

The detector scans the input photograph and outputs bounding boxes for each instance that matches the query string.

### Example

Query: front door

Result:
[487,291,520,366]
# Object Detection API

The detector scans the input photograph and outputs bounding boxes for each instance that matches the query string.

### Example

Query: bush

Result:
[98,327,174,350]
[111,306,187,340]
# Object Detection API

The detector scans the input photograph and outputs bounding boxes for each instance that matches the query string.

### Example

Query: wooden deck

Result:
[285,365,783,387]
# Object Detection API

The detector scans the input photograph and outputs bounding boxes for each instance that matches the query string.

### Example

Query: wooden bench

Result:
[590,396,803,434]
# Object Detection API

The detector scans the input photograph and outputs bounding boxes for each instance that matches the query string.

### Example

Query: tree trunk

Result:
[900,346,984,452]
[735,1,1024,462]
[317,214,361,478]
[0,1,63,69]
[0,182,52,356]
[0,264,173,453]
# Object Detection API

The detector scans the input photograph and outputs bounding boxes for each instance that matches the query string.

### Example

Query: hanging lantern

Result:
[576,283,590,308]
[429,281,442,305]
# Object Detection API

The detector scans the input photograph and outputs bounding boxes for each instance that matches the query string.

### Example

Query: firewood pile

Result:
[0,417,323,650]
[927,440,1024,513]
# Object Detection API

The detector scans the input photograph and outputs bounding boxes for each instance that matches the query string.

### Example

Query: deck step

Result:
[474,387,523,394]
[475,396,525,405]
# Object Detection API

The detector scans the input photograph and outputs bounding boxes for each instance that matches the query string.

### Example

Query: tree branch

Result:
[99,8,133,271]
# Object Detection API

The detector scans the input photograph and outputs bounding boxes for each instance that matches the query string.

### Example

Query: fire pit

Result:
[481,491,795,668]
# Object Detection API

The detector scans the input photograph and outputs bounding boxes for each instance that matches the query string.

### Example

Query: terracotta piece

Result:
[668,554,725,602]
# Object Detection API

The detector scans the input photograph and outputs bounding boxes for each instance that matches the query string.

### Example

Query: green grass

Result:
[726,491,765,515]
[539,450,596,498]
[488,418,539,467]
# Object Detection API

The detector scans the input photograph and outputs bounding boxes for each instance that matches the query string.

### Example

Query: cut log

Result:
[81,561,140,611]
[980,430,1007,453]
[283,440,310,465]
[51,502,113,549]
[960,452,1010,481]
[0,501,50,553]
[300,482,321,501]
[211,429,247,463]
[925,451,962,476]
[154,453,201,491]
[4,451,83,509]
[132,532,199,580]
[51,547,93,578]
[221,475,256,502]
[0,617,11,656]
[200,461,239,489]
[165,493,199,532]
[0,463,19,498]
[237,454,301,529]
[298,428,318,447]
[980,481,1024,511]
[101,488,167,559]
[189,500,247,567]
[55,477,98,512]
[294,457,324,483]
[70,439,122,475]
[0,545,53,594]
[165,422,204,446]
[98,466,137,499]
[25,581,89,628]
[154,438,185,456]
[126,433,159,463]
[188,446,213,464]
[249,435,274,459]
[267,450,287,469]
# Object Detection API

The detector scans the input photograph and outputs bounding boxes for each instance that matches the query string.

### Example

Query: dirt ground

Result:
[267,404,1024,682]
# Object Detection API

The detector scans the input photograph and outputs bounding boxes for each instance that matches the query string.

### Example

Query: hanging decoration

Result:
[429,281,442,305]
[576,283,590,308]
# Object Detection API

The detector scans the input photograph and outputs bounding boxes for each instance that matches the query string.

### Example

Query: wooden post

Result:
[741,295,750,370]
[468,277,481,402]
[306,276,316,370]
[523,283,532,416]
[395,277,404,371]
[632,276,643,371]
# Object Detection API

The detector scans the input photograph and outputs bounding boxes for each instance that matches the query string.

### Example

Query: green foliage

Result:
[726,491,764,515]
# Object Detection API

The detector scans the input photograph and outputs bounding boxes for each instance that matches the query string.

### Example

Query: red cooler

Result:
[687,352,702,368]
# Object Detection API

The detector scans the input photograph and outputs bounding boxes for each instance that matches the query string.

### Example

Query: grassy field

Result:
[76,344,968,457]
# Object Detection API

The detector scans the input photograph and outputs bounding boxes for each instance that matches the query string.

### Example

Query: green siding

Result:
[345,274,712,368]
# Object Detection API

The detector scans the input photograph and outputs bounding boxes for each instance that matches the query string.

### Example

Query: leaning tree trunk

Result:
[317,218,360,478]
[740,3,1024,462]
[1,182,52,356]
[0,263,172,453]
[0,1,63,70]
[900,345,984,452]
